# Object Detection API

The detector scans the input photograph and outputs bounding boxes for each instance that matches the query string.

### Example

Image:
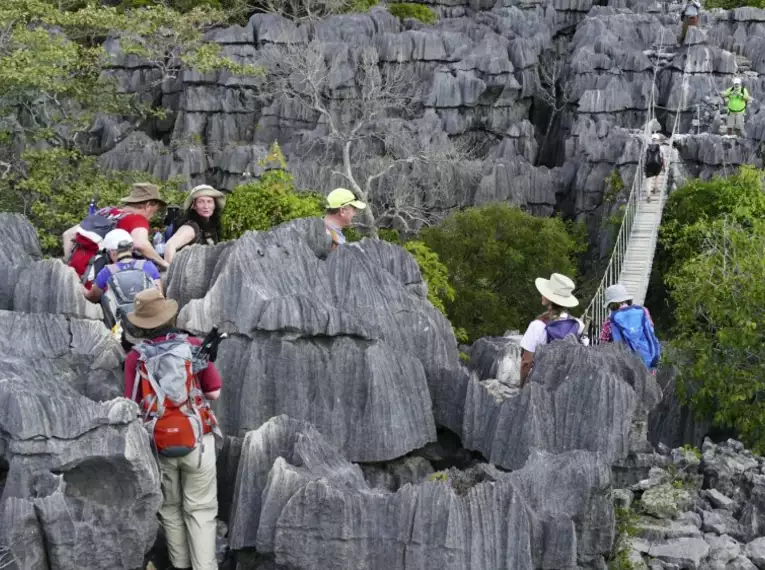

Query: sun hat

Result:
[183,184,227,213]
[126,289,179,330]
[534,273,579,308]
[120,183,167,206]
[102,229,133,252]
[326,188,366,210]
[604,283,633,309]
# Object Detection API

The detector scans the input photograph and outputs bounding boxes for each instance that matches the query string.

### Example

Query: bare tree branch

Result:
[261,37,481,236]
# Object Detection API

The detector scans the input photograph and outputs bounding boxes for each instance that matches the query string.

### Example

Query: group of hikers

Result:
[61,183,366,570]
[60,179,660,570]
[519,273,660,387]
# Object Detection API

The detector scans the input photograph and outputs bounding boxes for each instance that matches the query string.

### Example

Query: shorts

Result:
[644,164,662,178]
[727,111,745,131]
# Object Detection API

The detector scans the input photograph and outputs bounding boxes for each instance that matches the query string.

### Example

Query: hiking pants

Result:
[727,110,745,133]
[158,433,218,570]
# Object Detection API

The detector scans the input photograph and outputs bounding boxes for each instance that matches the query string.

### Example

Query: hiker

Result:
[124,289,222,570]
[679,0,701,44]
[63,183,169,288]
[644,133,664,202]
[324,188,367,249]
[164,185,226,265]
[519,273,584,387]
[721,77,752,138]
[600,283,661,372]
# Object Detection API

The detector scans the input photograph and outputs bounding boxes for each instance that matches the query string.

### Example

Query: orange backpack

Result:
[132,334,220,458]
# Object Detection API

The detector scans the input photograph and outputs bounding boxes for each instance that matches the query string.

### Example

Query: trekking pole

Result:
[192,325,229,372]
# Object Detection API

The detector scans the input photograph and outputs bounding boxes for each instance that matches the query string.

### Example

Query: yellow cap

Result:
[326,188,366,210]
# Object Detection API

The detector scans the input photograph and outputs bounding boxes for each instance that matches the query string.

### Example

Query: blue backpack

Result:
[546,318,582,343]
[610,305,661,368]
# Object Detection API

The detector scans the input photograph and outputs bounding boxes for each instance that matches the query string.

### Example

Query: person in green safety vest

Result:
[721,77,752,138]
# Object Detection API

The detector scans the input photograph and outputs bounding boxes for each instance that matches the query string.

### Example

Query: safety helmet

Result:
[733,77,742,85]
[651,133,661,141]
[102,229,133,252]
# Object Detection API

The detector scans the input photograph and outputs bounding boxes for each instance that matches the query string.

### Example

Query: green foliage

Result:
[604,169,625,203]
[668,216,765,453]
[420,204,585,342]
[650,166,765,334]
[221,146,324,239]
[607,505,639,570]
[402,240,454,315]
[704,0,765,9]
[0,0,259,179]
[0,148,185,256]
[427,471,448,483]
[388,2,437,23]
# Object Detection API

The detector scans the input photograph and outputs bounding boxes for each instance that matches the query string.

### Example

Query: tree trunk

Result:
[342,140,378,239]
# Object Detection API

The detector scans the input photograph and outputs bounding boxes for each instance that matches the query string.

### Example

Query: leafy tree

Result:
[668,217,765,453]
[648,166,765,333]
[420,204,585,342]
[0,148,186,256]
[387,3,437,24]
[221,144,325,239]
[0,0,257,204]
[703,0,765,9]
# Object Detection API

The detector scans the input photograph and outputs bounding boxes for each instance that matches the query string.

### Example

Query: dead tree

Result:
[260,39,478,236]
[534,47,570,166]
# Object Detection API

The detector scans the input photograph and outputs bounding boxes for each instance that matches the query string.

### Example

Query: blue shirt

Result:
[95,260,160,291]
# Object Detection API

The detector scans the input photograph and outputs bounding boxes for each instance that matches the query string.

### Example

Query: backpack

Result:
[545,317,583,343]
[104,261,155,319]
[68,207,127,282]
[132,334,220,458]
[645,144,662,168]
[610,305,661,369]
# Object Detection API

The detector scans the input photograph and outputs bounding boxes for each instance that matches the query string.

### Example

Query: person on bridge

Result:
[721,77,752,138]
[679,0,701,44]
[644,133,664,202]
[519,273,584,387]
[600,284,661,373]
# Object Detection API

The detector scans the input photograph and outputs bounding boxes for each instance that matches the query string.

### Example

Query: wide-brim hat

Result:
[535,273,579,308]
[126,289,178,330]
[121,183,167,206]
[183,184,226,212]
[604,283,633,308]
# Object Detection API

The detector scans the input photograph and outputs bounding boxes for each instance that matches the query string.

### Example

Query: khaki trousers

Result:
[157,433,218,570]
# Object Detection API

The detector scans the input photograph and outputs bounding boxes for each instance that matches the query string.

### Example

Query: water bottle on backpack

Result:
[153,231,165,256]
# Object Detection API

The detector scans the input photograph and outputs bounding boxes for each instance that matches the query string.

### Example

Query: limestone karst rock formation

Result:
[0,215,161,569]
[228,415,615,570]
[84,2,765,262]
[166,217,455,462]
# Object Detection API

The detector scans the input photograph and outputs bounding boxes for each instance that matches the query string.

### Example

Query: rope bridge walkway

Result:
[582,29,694,340]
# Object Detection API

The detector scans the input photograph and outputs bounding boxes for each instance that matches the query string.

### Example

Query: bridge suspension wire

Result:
[582,25,694,342]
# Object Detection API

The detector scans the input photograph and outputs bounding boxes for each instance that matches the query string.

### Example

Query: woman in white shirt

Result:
[519,273,584,386]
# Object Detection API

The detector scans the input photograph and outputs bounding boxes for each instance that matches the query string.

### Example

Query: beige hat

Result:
[183,184,226,212]
[126,289,179,330]
[121,183,167,206]
[535,273,579,308]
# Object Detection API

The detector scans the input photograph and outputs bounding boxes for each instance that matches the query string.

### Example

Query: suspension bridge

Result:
[581,28,694,340]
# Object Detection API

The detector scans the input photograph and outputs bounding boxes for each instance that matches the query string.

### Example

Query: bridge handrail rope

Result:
[582,26,693,341]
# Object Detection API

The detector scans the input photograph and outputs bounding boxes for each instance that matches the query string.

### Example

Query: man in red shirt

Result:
[63,183,169,288]
[124,289,222,570]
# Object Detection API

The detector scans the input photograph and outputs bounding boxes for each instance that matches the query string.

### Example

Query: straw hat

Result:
[120,183,167,205]
[535,273,579,308]
[183,184,226,212]
[604,284,633,308]
[126,289,178,330]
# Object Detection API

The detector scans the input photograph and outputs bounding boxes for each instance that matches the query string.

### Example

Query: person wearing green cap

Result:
[324,187,367,249]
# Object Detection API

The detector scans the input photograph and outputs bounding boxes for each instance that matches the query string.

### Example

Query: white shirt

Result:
[520,313,585,354]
